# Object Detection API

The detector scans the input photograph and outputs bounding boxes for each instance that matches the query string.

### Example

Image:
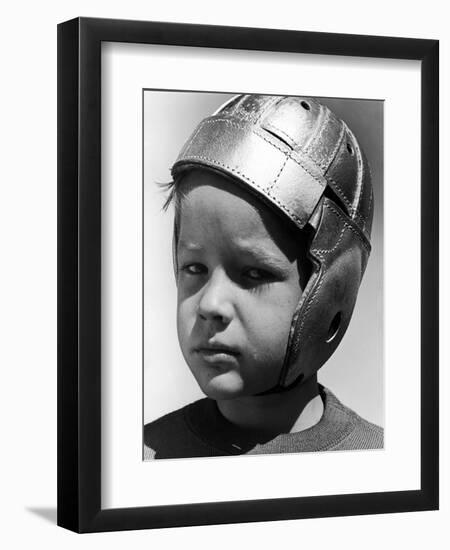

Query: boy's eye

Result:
[181,263,206,275]
[244,267,272,281]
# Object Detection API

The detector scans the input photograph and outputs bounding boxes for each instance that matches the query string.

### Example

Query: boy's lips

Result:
[193,342,240,359]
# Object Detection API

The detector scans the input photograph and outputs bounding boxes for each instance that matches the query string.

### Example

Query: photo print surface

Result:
[143,92,384,460]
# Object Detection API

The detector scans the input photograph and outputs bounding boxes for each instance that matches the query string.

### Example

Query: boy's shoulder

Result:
[322,387,383,451]
[144,398,218,460]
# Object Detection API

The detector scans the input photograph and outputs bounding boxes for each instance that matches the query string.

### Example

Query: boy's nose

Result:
[197,270,234,325]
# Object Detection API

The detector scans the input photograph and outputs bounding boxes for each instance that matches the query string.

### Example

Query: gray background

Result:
[144,91,383,427]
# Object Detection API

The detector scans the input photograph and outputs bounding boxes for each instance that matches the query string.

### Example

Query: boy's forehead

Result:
[180,170,281,230]
[178,169,279,221]
[180,169,260,207]
[178,170,301,259]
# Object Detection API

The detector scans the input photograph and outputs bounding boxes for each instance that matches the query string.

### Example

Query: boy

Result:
[144,94,383,459]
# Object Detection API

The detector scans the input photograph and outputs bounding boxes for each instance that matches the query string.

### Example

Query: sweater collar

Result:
[184,385,356,455]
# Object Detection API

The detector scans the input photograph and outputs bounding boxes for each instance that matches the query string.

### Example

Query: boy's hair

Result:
[167,95,374,392]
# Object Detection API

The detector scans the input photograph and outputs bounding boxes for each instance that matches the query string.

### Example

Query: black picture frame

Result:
[57,17,439,533]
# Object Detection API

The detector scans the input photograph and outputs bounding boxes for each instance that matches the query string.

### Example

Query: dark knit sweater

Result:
[144,386,383,460]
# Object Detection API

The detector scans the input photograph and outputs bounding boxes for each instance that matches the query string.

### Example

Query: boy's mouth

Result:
[194,342,240,360]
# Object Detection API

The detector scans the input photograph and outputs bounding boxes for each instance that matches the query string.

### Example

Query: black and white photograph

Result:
[143,92,384,459]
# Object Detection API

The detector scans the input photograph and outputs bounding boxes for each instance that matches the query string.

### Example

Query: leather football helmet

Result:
[171,94,373,389]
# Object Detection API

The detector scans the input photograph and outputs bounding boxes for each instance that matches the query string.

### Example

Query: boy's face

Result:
[176,170,306,399]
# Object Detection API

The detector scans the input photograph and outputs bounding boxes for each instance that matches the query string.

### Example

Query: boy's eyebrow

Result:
[177,240,204,252]
[178,239,290,268]
[236,242,290,268]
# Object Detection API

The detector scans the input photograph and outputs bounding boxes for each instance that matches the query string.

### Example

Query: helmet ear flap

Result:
[280,197,371,386]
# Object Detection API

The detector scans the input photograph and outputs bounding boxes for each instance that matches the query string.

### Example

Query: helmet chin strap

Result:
[253,372,305,396]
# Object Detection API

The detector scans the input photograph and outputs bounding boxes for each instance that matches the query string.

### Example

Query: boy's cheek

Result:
[176,302,197,347]
[177,298,195,322]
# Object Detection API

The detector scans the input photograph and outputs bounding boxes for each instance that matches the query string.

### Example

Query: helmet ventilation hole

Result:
[301,101,310,111]
[326,312,341,343]
[346,143,354,155]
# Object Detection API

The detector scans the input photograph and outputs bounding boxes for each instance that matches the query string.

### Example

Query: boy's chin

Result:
[196,372,272,401]
[196,372,247,401]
